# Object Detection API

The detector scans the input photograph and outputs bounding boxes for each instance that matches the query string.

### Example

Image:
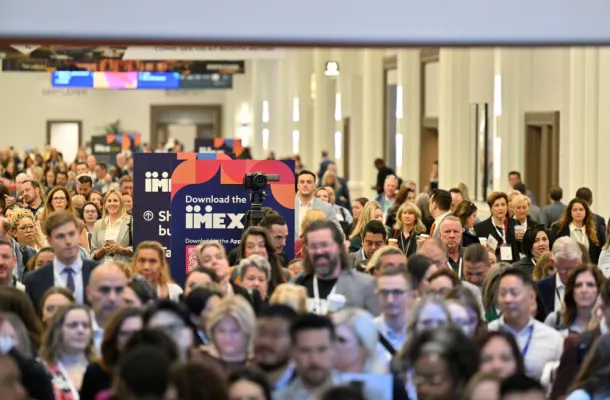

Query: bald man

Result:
[86,261,128,349]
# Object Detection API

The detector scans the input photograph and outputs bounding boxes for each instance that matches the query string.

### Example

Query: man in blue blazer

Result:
[294,170,343,239]
[24,211,98,311]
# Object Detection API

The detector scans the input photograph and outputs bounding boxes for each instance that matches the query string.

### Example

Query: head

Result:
[0,240,16,284]
[82,201,101,225]
[196,241,229,282]
[119,175,134,196]
[184,266,218,296]
[376,268,417,320]
[290,314,336,388]
[439,216,463,253]
[133,241,170,285]
[260,215,288,254]
[508,171,522,188]
[463,244,491,287]
[383,175,399,198]
[76,175,93,199]
[521,226,550,261]
[240,226,275,261]
[452,201,478,229]
[297,170,317,198]
[86,261,128,323]
[429,189,452,218]
[477,330,524,379]
[575,187,593,206]
[549,185,563,202]
[369,246,407,274]
[409,295,452,335]
[360,220,386,259]
[417,238,448,267]
[511,195,530,222]
[237,255,271,298]
[449,188,464,211]
[269,283,308,314]
[45,186,74,215]
[99,307,144,370]
[394,202,426,233]
[254,304,298,371]
[562,265,604,325]
[75,162,89,176]
[228,368,271,400]
[40,304,95,363]
[115,346,173,400]
[496,268,536,326]
[207,295,256,360]
[303,220,349,278]
[101,189,127,220]
[314,187,330,203]
[44,211,81,265]
[40,287,75,326]
[428,269,460,297]
[487,192,509,221]
[331,308,382,373]
[551,236,583,285]
[143,300,197,361]
[20,180,42,205]
[351,198,368,220]
[500,374,546,400]
[0,354,26,400]
[95,162,108,180]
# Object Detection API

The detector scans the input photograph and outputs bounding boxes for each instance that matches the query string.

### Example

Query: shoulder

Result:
[23,263,51,283]
[343,269,375,286]
[537,274,556,287]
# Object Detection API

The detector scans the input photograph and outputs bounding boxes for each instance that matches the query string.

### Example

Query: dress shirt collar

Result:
[53,256,83,274]
[555,274,565,291]
[434,211,451,227]
[498,316,535,336]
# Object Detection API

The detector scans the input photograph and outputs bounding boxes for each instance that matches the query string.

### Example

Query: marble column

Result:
[597,48,610,218]
[361,49,384,198]
[312,48,335,173]
[438,48,473,191]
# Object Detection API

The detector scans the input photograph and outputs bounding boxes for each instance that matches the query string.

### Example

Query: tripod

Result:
[244,189,267,228]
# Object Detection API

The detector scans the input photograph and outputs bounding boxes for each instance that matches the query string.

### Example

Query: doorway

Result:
[150,105,222,150]
[524,111,560,207]
[420,116,439,192]
[46,120,82,163]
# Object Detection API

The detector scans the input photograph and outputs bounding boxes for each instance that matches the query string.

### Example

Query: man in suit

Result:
[428,189,452,238]
[550,278,610,400]
[348,220,386,269]
[540,186,566,228]
[317,150,333,182]
[536,236,582,314]
[23,211,99,311]
[375,175,399,217]
[294,170,342,239]
[575,187,606,245]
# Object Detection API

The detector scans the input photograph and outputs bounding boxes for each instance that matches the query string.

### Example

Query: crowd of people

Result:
[0,145,608,400]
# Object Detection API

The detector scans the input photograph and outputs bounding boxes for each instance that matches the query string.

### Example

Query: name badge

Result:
[487,235,499,252]
[500,244,513,261]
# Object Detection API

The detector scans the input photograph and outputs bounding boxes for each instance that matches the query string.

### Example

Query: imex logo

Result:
[145,171,171,193]
[185,205,245,229]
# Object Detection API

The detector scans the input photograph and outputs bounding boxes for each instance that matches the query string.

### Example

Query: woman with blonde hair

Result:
[90,188,133,263]
[9,207,47,250]
[349,200,383,252]
[532,251,554,282]
[132,241,182,301]
[269,283,308,314]
[321,169,350,209]
[389,202,426,257]
[294,209,326,258]
[40,304,96,399]
[193,295,257,376]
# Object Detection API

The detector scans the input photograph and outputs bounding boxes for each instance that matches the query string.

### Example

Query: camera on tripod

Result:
[242,172,280,228]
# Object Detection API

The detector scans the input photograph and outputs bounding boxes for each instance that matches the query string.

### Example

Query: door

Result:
[420,117,439,193]
[46,120,82,163]
[524,111,560,207]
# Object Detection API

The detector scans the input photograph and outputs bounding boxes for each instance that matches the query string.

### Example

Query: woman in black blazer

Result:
[474,192,519,262]
[550,198,601,264]
[389,201,426,257]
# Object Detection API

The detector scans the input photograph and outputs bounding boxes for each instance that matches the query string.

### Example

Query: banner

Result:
[133,152,233,265]
[195,138,243,157]
[90,132,141,165]
[170,160,295,284]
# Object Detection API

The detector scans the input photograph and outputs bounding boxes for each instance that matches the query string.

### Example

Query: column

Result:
[312,48,335,172]
[495,48,532,191]
[256,60,278,159]
[345,50,365,197]
[270,57,291,158]
[248,60,263,158]
[361,49,384,198]
[438,48,473,191]
[597,48,610,218]
[396,49,421,186]
[293,50,314,168]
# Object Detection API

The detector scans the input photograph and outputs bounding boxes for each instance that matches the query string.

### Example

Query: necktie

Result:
[64,267,75,293]
[574,228,584,243]
[429,223,436,236]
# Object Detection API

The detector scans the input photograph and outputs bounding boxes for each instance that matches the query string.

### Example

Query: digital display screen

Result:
[51,71,181,89]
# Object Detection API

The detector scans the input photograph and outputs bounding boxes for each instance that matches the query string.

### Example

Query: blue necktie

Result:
[64,267,75,293]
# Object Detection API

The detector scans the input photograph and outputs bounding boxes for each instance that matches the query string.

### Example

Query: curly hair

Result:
[8,207,46,249]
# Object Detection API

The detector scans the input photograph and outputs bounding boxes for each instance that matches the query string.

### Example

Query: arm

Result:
[90,225,106,260]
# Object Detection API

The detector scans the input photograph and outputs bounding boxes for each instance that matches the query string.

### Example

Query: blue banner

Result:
[133,152,232,266]
[170,159,295,284]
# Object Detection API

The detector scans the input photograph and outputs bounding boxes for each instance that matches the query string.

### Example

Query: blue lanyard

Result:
[520,325,535,357]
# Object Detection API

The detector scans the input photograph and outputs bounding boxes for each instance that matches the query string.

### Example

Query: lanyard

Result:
[520,326,535,357]
[492,219,507,243]
[555,287,563,306]
[313,276,337,315]
[447,257,463,279]
[399,230,414,254]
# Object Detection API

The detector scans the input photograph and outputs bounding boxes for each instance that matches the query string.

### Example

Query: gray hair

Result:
[237,254,271,281]
[552,236,582,262]
[384,175,399,185]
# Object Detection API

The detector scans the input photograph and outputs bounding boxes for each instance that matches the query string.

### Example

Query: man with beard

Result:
[253,305,298,392]
[293,220,378,315]
[274,314,341,400]
[21,180,43,216]
[439,216,464,278]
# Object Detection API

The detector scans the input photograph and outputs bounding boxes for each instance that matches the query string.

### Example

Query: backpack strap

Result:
[378,333,397,356]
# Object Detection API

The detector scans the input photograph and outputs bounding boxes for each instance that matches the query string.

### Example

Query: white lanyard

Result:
[492,220,506,243]
[447,257,463,279]
[313,275,337,315]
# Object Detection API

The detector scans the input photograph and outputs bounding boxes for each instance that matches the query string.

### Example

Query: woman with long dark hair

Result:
[551,198,601,264]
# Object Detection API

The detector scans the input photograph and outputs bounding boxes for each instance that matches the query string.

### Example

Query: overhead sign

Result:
[10,45,40,55]
[123,46,285,60]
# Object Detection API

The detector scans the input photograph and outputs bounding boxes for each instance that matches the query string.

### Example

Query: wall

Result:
[424,62,439,117]
[0,71,251,149]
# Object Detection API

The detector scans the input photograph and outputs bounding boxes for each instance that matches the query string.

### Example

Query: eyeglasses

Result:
[84,210,97,215]
[18,225,35,232]
[377,289,409,298]
[52,196,67,202]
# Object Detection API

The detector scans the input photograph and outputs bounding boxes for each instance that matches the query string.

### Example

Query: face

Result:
[199,246,228,280]
[384,178,398,197]
[570,202,586,223]
[56,173,68,186]
[77,182,92,198]
[508,173,520,188]
[415,302,449,334]
[480,336,518,378]
[428,276,454,297]
[95,165,106,180]
[229,380,266,400]
[373,207,383,222]
[87,268,127,319]
[401,210,416,227]
[120,181,133,196]
[513,200,529,221]
[488,251,497,266]
[440,220,462,251]
[244,234,268,259]
[297,174,316,196]
[122,195,133,213]
[292,329,334,387]
[334,325,366,372]
[573,271,598,309]
[46,171,55,184]
[325,187,336,204]
[254,317,292,369]
[122,287,142,307]
[491,198,507,219]
[42,293,72,324]
[212,316,248,358]
[48,222,80,263]
[497,276,532,321]
[315,189,329,203]
[185,272,213,296]
[378,253,407,274]
[242,266,268,297]
[0,322,18,348]
[35,250,54,270]
[117,316,143,349]
[305,228,341,278]
[362,232,384,259]
[447,302,474,337]
[352,201,364,219]
[148,310,193,352]
[83,205,99,223]
[470,380,500,400]
[51,190,68,211]
[466,212,477,229]
[450,192,463,211]
[62,309,92,353]
[413,355,454,400]
[76,164,88,175]
[464,261,489,287]
[531,231,549,259]
[269,224,288,254]
[104,193,122,215]
[89,193,102,208]
[377,274,417,318]
[21,182,39,204]
[0,245,16,282]
[555,257,581,285]
[406,191,416,203]
[135,248,162,283]
[0,356,26,400]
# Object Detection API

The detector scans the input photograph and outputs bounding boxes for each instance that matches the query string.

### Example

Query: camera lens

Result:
[254,175,266,187]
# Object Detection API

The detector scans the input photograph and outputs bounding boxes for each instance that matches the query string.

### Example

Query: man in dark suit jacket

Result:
[550,278,610,400]
[23,211,98,311]
[576,187,606,245]
[536,237,582,314]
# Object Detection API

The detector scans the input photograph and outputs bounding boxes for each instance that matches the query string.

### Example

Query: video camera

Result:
[242,172,280,228]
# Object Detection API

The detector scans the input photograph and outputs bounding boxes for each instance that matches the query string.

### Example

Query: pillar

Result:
[293,50,314,169]
[396,49,421,187]
[597,48,610,218]
[345,50,365,197]
[312,48,335,172]
[248,60,263,159]
[361,49,384,198]
[438,48,473,191]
